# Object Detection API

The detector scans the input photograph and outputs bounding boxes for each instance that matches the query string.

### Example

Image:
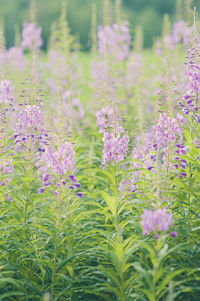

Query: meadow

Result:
[0,1,200,300]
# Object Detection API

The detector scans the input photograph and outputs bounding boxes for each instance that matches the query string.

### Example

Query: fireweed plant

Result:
[0,1,200,300]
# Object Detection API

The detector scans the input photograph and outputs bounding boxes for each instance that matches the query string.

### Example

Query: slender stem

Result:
[24,199,28,223]
[51,186,62,300]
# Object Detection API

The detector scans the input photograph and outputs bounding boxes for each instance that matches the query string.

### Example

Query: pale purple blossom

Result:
[41,142,76,178]
[62,92,84,120]
[98,21,130,61]
[102,126,129,165]
[155,113,187,171]
[141,208,173,235]
[96,106,119,133]
[179,32,200,121]
[21,22,43,49]
[39,141,78,193]
[118,131,155,193]
[0,80,14,107]
[171,20,193,45]
[46,51,82,95]
[7,47,25,71]
[125,53,143,92]
[156,20,192,55]
[0,157,13,186]
[90,61,116,102]
[163,35,175,51]
[186,63,200,94]
[155,113,184,146]
[47,50,66,80]
[13,103,48,147]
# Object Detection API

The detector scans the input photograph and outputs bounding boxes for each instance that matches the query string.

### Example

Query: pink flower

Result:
[96,106,119,133]
[0,80,14,107]
[41,142,76,177]
[98,21,130,61]
[21,22,43,49]
[141,208,173,235]
[7,47,25,71]
[13,103,48,147]
[102,127,129,165]
[155,113,184,146]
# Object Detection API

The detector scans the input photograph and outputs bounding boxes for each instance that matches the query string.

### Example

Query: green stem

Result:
[51,187,62,300]
[152,239,159,301]
[24,199,28,223]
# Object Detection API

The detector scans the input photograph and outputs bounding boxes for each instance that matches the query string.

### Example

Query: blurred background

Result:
[0,0,199,51]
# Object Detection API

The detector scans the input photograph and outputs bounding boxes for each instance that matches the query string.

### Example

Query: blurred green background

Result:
[0,0,199,51]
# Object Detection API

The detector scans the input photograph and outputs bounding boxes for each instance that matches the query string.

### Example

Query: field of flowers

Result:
[0,1,200,300]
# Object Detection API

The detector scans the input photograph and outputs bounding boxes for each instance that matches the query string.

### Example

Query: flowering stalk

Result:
[97,162,135,300]
[38,95,82,299]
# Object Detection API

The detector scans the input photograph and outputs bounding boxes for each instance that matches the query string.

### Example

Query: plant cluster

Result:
[0,1,200,300]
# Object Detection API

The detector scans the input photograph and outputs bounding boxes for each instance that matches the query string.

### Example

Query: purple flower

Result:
[98,21,130,61]
[141,208,173,235]
[43,174,50,182]
[6,193,12,201]
[38,187,45,194]
[102,127,129,165]
[13,103,48,148]
[38,147,45,152]
[90,61,116,103]
[155,113,184,146]
[171,20,192,45]
[69,174,77,182]
[125,53,143,92]
[0,157,13,187]
[0,80,14,107]
[96,106,120,133]
[156,20,192,55]
[41,142,76,177]
[76,192,83,198]
[21,22,43,49]
[170,231,178,238]
[7,47,25,71]
[179,172,187,178]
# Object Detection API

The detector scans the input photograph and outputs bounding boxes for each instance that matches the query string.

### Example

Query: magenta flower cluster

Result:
[41,142,76,178]
[102,127,129,165]
[127,113,186,191]
[141,208,175,236]
[96,105,129,165]
[39,142,83,197]
[21,22,43,49]
[155,113,186,171]
[13,103,48,147]
[155,113,184,146]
